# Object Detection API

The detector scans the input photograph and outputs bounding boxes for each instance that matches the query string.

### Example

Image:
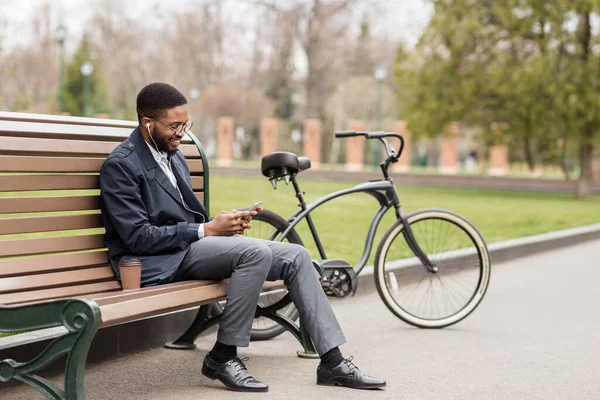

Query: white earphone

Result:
[146,123,151,133]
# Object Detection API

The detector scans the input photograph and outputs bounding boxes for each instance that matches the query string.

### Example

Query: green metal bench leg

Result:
[0,299,102,400]
[256,304,319,359]
[296,319,319,359]
[165,305,221,350]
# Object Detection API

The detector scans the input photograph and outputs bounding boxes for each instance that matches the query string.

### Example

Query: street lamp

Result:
[55,24,67,114]
[80,61,94,117]
[189,87,200,101]
[373,65,388,167]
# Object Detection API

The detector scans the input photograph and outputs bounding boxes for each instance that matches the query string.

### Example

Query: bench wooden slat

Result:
[0,136,200,158]
[0,120,196,143]
[187,159,204,173]
[0,120,135,141]
[0,156,105,172]
[0,265,114,294]
[0,175,99,192]
[0,251,108,277]
[0,281,121,305]
[97,281,285,322]
[0,234,106,257]
[190,177,204,190]
[0,214,104,235]
[195,192,204,203]
[99,281,230,327]
[91,280,218,304]
[0,155,204,173]
[0,111,137,127]
[0,195,101,214]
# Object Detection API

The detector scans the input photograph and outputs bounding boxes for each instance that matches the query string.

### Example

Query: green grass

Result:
[209,175,600,266]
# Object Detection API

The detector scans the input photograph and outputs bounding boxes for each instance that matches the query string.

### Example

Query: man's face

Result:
[146,105,189,153]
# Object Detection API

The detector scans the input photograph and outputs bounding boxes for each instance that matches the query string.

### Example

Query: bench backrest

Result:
[0,112,209,306]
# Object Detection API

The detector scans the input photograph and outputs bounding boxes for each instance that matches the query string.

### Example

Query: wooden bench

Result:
[0,112,317,400]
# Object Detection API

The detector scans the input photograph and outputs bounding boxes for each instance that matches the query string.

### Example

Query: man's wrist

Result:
[203,222,212,237]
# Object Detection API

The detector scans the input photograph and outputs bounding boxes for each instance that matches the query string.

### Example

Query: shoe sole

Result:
[202,367,269,393]
[317,378,386,390]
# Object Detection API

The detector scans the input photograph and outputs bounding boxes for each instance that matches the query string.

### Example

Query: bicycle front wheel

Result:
[374,208,491,328]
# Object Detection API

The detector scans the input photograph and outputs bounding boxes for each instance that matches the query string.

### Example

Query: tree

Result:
[297,0,357,119]
[63,35,108,117]
[0,4,57,113]
[348,14,375,76]
[262,8,298,119]
[395,0,600,198]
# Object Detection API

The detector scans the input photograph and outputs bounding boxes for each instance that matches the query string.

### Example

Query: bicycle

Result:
[243,130,491,340]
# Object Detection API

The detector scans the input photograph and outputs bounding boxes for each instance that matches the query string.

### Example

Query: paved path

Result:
[3,240,600,399]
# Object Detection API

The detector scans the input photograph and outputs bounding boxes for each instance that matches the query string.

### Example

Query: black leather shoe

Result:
[202,355,268,392]
[317,356,386,389]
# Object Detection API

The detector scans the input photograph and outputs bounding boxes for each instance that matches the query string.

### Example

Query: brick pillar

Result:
[260,118,278,158]
[488,123,510,176]
[303,119,321,169]
[217,117,234,167]
[440,122,459,175]
[345,120,365,171]
[488,144,509,176]
[391,121,411,173]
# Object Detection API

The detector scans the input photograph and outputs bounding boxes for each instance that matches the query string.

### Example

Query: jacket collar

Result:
[130,127,158,171]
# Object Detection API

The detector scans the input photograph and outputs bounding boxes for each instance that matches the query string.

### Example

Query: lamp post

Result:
[373,65,388,167]
[55,24,67,114]
[80,61,94,117]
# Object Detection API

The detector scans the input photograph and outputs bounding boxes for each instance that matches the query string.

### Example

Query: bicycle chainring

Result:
[321,267,357,298]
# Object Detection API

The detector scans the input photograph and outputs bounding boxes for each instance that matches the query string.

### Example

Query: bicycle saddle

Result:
[261,152,311,179]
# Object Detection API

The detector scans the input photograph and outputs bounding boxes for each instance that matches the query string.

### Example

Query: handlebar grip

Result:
[335,130,359,138]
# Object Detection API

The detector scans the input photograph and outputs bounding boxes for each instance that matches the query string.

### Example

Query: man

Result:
[99,82,385,393]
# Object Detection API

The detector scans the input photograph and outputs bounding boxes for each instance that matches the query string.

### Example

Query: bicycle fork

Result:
[395,205,439,273]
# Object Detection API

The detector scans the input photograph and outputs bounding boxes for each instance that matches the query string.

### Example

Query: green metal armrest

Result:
[0,298,102,400]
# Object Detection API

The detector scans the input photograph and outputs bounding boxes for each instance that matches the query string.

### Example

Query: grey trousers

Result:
[174,235,346,356]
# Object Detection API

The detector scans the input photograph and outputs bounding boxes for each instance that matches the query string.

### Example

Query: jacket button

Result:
[128,143,134,148]
[180,241,187,248]
[166,221,174,226]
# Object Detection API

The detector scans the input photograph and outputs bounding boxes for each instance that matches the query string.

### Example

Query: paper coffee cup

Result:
[119,258,142,290]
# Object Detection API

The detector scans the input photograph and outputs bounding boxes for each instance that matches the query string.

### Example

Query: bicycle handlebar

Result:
[335,130,405,171]
[335,130,401,140]
[335,130,360,138]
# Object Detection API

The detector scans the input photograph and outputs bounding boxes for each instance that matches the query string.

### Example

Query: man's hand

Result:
[205,210,259,236]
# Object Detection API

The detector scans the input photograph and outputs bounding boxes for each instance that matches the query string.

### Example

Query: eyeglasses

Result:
[151,117,193,135]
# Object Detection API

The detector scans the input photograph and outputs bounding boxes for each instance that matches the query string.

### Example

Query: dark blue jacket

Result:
[99,128,209,286]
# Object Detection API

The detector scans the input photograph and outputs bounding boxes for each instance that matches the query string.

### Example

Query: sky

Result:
[0,0,433,52]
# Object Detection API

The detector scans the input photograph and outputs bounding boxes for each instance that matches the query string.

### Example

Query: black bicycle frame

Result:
[279,175,436,275]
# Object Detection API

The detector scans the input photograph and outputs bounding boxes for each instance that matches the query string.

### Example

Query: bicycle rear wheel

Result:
[214,209,304,341]
[374,208,491,328]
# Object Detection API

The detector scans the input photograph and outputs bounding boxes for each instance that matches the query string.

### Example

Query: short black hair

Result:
[136,82,187,123]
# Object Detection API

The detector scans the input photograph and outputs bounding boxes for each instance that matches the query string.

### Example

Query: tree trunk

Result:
[523,134,536,173]
[560,136,570,181]
[575,127,594,199]
[575,12,593,199]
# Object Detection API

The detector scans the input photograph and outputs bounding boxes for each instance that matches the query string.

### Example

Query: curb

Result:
[354,223,600,295]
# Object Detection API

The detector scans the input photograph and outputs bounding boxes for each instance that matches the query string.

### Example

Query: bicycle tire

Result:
[213,209,304,341]
[374,208,491,328]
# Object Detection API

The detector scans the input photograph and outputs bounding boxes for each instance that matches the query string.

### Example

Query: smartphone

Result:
[234,201,263,212]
